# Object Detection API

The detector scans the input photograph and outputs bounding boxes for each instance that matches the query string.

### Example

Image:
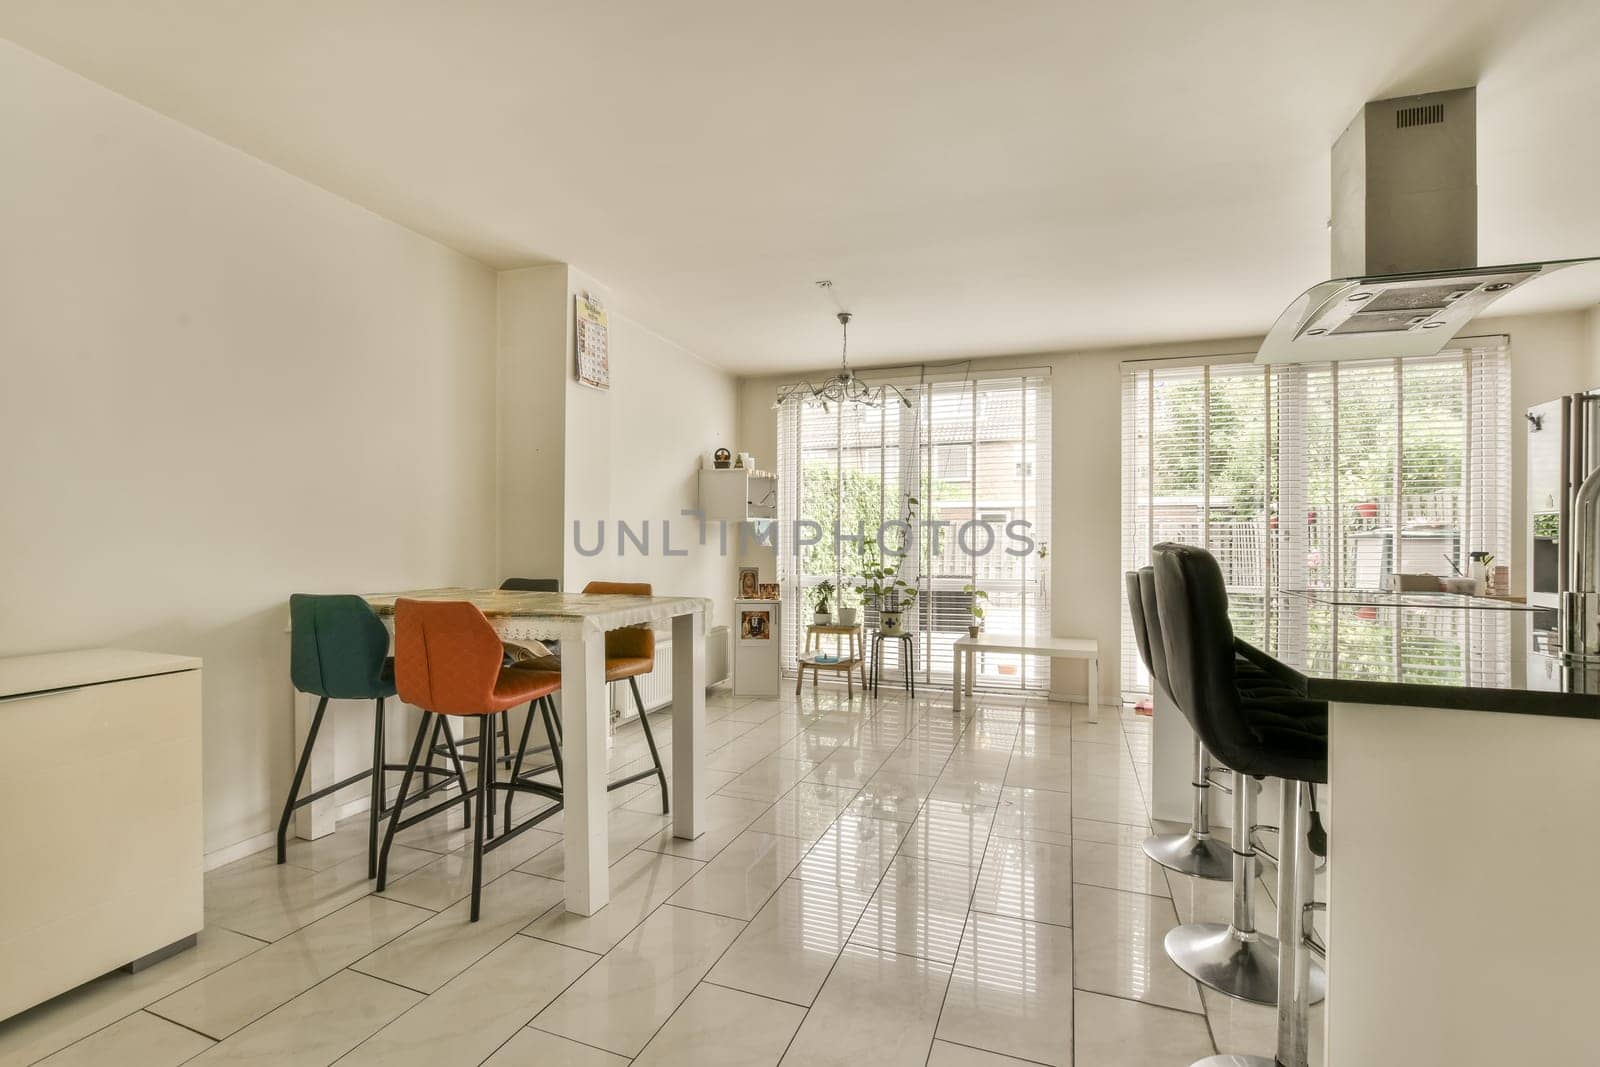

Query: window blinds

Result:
[776,375,1052,691]
[1120,340,1512,697]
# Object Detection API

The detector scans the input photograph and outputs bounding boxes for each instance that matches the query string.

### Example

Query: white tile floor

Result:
[0,683,1319,1067]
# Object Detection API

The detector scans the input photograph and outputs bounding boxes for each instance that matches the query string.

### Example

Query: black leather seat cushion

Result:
[1152,542,1328,784]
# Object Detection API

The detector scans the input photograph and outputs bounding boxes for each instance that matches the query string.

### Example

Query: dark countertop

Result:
[1241,593,1600,720]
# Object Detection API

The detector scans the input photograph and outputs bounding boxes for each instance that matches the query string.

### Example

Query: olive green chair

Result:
[281,593,470,877]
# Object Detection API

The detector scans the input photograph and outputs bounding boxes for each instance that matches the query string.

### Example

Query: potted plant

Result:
[855,557,918,636]
[812,580,835,626]
[962,583,989,638]
[838,587,859,628]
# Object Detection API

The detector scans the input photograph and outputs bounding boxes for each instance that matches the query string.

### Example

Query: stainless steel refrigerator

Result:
[1526,391,1600,655]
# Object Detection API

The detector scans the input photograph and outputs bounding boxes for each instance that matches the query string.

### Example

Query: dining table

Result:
[290,587,710,915]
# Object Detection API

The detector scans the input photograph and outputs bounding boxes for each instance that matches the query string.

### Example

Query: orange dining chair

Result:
[377,598,564,920]
[507,580,670,814]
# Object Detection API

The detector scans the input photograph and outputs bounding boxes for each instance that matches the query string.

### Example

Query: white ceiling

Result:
[5,1,1600,373]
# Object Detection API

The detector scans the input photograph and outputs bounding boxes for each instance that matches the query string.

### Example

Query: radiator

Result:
[610,624,730,722]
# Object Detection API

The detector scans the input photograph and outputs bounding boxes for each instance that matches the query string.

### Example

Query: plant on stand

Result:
[962,583,989,638]
[854,494,921,636]
[837,586,859,628]
[857,558,919,636]
[812,580,835,626]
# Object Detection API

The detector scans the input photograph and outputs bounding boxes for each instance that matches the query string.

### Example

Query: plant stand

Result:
[797,623,867,697]
[869,630,917,698]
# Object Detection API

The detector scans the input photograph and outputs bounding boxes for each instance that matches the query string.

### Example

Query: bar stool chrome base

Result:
[1165,924,1287,1006]
[1143,830,1233,880]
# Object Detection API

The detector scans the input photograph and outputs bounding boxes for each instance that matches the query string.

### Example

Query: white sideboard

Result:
[0,648,203,1022]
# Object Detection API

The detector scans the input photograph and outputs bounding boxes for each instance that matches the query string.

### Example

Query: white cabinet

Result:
[733,599,781,696]
[699,467,778,522]
[0,649,203,1022]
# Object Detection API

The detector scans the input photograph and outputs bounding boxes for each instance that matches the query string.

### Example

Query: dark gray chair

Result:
[1153,543,1328,1067]
[1127,569,1231,880]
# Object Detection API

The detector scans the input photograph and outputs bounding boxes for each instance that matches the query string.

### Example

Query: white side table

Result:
[952,633,1099,722]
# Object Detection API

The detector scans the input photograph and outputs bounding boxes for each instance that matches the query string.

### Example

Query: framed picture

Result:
[740,609,771,641]
[758,583,781,601]
[738,567,760,600]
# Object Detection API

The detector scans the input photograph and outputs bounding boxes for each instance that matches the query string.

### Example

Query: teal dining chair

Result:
[281,593,471,878]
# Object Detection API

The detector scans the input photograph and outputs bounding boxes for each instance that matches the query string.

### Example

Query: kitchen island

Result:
[1231,591,1600,1065]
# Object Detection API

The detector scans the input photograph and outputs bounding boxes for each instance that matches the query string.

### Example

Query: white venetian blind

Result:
[1120,339,1512,697]
[777,374,1052,691]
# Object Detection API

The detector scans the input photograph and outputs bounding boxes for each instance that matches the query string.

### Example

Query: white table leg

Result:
[672,611,706,840]
[561,630,609,915]
[965,649,975,696]
[1087,655,1100,724]
[293,688,336,840]
[951,646,963,712]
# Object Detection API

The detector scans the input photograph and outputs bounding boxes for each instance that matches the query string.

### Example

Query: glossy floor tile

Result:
[936,912,1075,1066]
[12,685,1293,1066]
[1073,990,1215,1065]
[340,934,597,1067]
[148,895,431,1038]
[1070,885,1204,1014]
[665,830,807,920]
[532,904,744,1056]
[705,878,874,1006]
[521,848,705,955]
[971,835,1075,928]
[633,982,804,1066]
[780,941,953,1066]
[183,969,418,1065]
[353,870,566,993]
[744,781,856,843]
[482,1027,629,1066]
[0,927,261,1066]
[791,812,909,892]
[32,1010,212,1067]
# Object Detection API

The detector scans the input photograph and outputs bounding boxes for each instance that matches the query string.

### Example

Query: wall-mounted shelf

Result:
[699,467,777,521]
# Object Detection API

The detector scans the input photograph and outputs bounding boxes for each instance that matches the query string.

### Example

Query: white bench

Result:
[952,633,1100,722]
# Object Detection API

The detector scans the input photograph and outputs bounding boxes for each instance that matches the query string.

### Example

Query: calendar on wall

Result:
[574,292,610,390]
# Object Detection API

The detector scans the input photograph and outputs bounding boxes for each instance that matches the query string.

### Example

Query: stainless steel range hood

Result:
[1256,87,1596,364]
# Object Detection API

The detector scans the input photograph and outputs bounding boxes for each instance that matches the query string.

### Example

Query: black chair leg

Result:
[630,677,669,814]
[276,695,330,865]
[421,716,441,792]
[368,697,385,879]
[500,710,513,768]
[377,714,432,891]
[507,701,537,829]
[539,697,565,786]
[470,721,493,922]
[482,718,496,839]
[438,718,473,826]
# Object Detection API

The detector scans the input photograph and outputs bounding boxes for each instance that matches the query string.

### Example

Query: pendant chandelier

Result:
[775,311,913,411]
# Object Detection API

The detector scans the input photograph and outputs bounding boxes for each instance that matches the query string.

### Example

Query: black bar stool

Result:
[1126,569,1231,880]
[869,629,916,697]
[1153,543,1328,1067]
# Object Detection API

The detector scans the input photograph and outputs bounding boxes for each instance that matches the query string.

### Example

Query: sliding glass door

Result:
[1120,340,1511,697]
[778,375,1052,690]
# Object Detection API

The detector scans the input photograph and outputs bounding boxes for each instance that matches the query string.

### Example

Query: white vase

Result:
[880,610,903,635]
[814,611,833,626]
[838,607,858,626]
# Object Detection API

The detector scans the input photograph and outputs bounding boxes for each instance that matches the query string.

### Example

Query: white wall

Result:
[0,42,500,854]
[562,270,738,620]
[737,312,1597,705]
[497,265,569,581]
